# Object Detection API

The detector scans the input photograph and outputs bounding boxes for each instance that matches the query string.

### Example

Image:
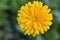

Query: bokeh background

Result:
[0,0,60,40]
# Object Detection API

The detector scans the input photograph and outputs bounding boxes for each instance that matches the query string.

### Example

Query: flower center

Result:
[32,15,39,22]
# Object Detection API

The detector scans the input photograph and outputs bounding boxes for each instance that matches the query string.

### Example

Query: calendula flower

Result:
[17,1,53,37]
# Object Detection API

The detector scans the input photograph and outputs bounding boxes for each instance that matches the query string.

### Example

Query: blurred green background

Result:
[0,0,60,40]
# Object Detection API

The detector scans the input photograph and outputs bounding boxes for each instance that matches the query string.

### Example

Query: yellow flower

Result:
[17,1,53,37]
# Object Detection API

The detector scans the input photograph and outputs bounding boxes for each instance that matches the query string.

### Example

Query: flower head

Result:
[17,1,53,37]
